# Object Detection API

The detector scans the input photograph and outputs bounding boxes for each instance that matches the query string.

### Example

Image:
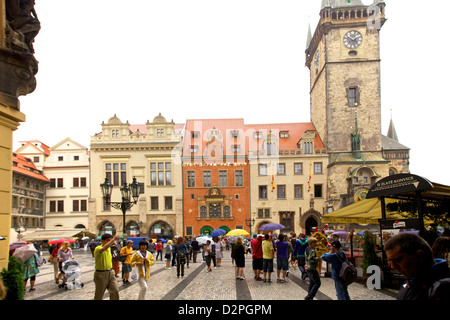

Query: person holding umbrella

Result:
[23,250,40,292]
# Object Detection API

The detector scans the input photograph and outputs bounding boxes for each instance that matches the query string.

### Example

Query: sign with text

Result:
[367,174,433,199]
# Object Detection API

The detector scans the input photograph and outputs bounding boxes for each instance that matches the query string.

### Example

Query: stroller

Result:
[59,260,84,290]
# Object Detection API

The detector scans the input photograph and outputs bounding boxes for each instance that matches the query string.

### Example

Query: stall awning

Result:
[22,229,95,241]
[321,198,404,224]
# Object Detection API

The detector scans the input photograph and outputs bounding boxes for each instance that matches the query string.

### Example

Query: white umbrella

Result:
[196,236,212,245]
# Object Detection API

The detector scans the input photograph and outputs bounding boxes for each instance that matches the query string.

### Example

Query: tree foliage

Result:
[0,256,25,300]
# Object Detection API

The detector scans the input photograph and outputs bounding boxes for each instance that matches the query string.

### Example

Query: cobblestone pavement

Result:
[23,249,398,301]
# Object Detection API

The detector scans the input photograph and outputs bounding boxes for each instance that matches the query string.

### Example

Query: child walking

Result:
[304,237,321,300]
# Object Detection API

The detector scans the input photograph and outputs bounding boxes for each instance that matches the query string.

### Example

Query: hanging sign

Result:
[367,174,433,199]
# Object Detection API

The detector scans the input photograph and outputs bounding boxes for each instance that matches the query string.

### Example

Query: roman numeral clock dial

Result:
[343,30,363,49]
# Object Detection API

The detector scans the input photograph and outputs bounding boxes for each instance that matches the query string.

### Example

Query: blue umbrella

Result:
[258,223,285,231]
[210,229,227,237]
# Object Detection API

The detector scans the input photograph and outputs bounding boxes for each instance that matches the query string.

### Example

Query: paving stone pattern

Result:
[23,249,398,301]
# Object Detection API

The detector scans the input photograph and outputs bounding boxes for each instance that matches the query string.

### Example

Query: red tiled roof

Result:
[20,140,51,156]
[12,153,49,182]
[182,118,325,157]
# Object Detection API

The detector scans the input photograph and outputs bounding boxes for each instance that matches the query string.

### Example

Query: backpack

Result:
[335,252,357,285]
[111,245,126,263]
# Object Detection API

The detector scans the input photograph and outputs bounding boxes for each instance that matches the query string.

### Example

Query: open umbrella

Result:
[48,239,75,245]
[196,235,212,245]
[258,223,285,231]
[332,231,349,236]
[226,229,250,236]
[12,243,37,262]
[210,229,227,237]
[9,241,28,255]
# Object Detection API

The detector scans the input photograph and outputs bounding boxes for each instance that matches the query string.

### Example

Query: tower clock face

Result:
[343,30,363,49]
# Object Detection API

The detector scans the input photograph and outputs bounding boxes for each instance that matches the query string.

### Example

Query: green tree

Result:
[0,256,25,300]
[361,232,380,272]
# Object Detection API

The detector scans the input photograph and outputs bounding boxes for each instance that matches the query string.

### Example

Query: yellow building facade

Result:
[0,1,40,269]
[248,123,329,235]
[89,114,184,239]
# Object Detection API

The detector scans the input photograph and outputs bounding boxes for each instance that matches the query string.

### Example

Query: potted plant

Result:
[361,232,380,276]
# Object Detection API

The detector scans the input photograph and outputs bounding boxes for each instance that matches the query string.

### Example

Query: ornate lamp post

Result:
[100,177,141,236]
[245,217,255,236]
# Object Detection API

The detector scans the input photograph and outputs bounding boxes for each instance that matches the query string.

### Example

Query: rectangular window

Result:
[314,162,323,174]
[258,164,267,176]
[165,196,173,210]
[294,163,303,175]
[203,171,212,187]
[150,162,172,186]
[50,178,56,188]
[57,200,64,212]
[347,86,360,107]
[235,170,243,187]
[314,184,323,198]
[277,163,286,175]
[106,162,127,186]
[57,178,64,188]
[103,198,111,211]
[304,142,313,154]
[80,200,87,211]
[219,170,228,187]
[191,131,200,139]
[73,200,79,212]
[187,171,196,188]
[80,177,87,187]
[259,185,268,200]
[49,201,56,212]
[277,185,286,199]
[151,197,159,210]
[257,208,271,218]
[73,178,79,188]
[190,145,199,153]
[294,185,303,199]
[151,171,157,186]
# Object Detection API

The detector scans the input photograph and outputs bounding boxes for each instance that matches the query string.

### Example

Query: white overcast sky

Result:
[14,0,450,185]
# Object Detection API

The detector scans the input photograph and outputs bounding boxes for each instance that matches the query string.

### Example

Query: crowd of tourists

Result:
[6,228,449,301]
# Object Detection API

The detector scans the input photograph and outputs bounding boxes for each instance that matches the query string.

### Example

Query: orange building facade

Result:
[182,119,251,236]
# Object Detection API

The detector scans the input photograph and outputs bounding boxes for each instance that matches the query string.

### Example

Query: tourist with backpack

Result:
[321,241,351,300]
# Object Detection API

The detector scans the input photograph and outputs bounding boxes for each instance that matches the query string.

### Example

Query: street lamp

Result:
[100,177,141,236]
[245,217,255,236]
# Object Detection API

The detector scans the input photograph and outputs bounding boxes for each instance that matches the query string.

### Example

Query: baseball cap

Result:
[331,241,341,249]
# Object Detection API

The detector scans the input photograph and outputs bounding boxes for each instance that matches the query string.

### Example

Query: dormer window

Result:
[280,131,289,139]
[157,129,164,136]
[112,130,119,138]
[191,131,200,139]
[253,131,263,139]
[304,142,313,154]
[190,145,199,154]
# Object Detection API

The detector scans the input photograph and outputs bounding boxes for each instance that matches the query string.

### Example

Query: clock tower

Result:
[306,1,394,211]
